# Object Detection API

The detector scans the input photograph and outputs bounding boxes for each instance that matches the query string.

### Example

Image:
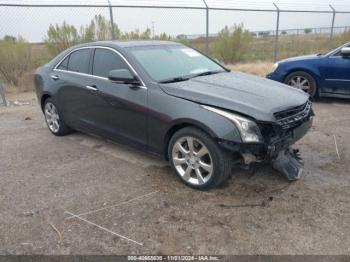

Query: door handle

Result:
[50,74,59,80]
[85,85,99,92]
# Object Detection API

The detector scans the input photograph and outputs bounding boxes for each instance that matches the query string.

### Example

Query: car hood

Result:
[159,71,309,122]
[279,54,320,63]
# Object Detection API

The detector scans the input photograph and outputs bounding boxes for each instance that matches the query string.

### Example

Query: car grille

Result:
[274,100,312,129]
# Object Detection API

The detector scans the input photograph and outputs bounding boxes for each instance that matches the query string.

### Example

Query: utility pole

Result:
[203,0,209,53]
[107,0,116,40]
[329,4,336,48]
[273,3,280,62]
[0,82,6,107]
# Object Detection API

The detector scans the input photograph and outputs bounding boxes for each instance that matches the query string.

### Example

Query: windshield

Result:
[127,45,226,82]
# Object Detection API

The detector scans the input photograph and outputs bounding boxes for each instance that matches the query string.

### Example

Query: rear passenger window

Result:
[57,56,69,70]
[67,49,91,74]
[93,48,129,78]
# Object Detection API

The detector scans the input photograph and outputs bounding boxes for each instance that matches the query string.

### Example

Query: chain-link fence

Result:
[1,0,350,90]
[1,1,350,60]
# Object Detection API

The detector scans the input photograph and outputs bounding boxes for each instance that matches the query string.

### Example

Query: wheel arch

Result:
[163,119,217,160]
[40,93,51,112]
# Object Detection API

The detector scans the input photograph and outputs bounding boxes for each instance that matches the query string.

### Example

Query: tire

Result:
[43,98,71,136]
[168,127,232,190]
[284,71,318,98]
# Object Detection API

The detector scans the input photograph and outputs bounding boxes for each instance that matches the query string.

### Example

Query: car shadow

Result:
[314,96,350,104]
[69,131,294,197]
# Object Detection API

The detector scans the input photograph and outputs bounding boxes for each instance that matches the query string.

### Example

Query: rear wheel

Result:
[284,71,317,98]
[44,98,71,136]
[168,127,232,190]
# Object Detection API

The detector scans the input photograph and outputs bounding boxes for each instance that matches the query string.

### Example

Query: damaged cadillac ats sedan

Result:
[34,41,314,190]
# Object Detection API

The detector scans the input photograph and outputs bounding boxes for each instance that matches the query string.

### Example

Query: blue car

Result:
[267,42,350,98]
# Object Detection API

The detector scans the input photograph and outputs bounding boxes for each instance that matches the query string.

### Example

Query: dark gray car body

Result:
[34,40,313,161]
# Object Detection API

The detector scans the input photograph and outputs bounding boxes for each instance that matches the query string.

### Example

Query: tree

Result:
[3,35,16,42]
[45,15,122,55]
[213,24,252,64]
[154,32,172,40]
[80,14,120,42]
[281,31,287,35]
[121,28,151,40]
[258,31,270,37]
[44,21,79,55]
[304,28,312,34]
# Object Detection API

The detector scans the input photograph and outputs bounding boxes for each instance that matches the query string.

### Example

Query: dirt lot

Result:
[0,92,350,255]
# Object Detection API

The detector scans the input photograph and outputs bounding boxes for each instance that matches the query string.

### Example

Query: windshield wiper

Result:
[158,70,224,84]
[191,70,223,79]
[159,76,190,84]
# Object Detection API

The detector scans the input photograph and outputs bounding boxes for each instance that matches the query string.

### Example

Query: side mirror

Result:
[108,69,140,84]
[340,47,350,57]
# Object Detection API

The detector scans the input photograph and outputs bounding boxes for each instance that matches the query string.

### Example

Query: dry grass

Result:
[5,70,35,94]
[226,61,274,77]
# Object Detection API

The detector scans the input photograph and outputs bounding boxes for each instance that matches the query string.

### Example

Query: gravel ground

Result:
[0,92,350,255]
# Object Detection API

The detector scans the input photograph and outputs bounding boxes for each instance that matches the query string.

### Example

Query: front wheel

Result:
[284,71,318,98]
[168,127,232,190]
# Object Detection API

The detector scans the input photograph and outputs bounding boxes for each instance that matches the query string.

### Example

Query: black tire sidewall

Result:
[44,98,70,136]
[168,127,230,190]
[284,71,317,98]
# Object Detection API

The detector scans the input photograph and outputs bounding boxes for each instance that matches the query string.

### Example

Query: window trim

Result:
[56,55,70,71]
[58,48,92,74]
[54,46,147,88]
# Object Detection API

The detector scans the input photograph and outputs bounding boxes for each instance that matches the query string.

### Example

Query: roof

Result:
[86,40,181,48]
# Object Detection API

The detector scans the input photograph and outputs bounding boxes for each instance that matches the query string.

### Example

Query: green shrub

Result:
[213,24,252,63]
[0,37,32,86]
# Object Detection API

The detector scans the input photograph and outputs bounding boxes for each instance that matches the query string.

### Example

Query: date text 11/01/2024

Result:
[127,255,220,261]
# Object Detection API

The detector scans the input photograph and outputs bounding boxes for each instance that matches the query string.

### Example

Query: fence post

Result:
[329,4,336,48]
[273,3,280,62]
[107,0,116,40]
[203,0,209,53]
[0,82,6,107]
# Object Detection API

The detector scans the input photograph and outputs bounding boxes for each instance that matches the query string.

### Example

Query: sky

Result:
[1,0,350,42]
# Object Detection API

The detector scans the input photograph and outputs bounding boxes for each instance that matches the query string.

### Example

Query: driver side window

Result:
[92,48,129,78]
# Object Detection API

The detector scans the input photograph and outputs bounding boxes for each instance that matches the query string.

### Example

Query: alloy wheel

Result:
[172,136,213,185]
[288,76,310,92]
[44,102,60,133]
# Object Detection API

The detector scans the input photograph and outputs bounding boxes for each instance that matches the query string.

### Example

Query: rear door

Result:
[321,44,350,95]
[53,48,97,129]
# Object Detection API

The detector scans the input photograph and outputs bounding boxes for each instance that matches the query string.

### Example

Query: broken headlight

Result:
[202,105,263,143]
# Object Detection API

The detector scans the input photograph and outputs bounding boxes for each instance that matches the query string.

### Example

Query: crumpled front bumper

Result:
[219,116,313,180]
[266,117,313,159]
[220,116,313,160]
[272,148,304,181]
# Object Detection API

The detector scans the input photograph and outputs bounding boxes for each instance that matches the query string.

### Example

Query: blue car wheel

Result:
[284,71,317,98]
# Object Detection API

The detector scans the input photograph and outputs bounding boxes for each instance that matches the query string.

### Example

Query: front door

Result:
[85,47,148,147]
[321,45,350,95]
